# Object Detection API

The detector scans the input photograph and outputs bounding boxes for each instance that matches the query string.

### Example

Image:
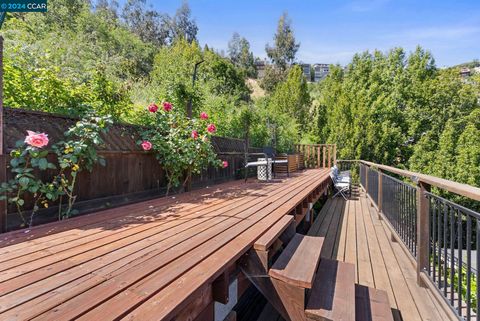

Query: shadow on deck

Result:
[257,187,455,321]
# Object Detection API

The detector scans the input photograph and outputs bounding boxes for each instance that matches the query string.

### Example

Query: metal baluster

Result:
[427,196,432,275]
[444,202,448,296]
[407,187,410,252]
[400,182,403,239]
[466,215,471,320]
[451,203,455,306]
[457,208,463,316]
[432,199,437,282]
[438,199,442,287]
[410,187,414,254]
[414,188,417,257]
[476,218,479,321]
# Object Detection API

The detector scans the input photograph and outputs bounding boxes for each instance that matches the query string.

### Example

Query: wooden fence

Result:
[294,144,336,169]
[0,108,261,232]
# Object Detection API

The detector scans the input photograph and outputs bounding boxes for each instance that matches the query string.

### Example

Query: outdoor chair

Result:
[330,172,350,200]
[331,165,351,183]
[244,147,290,182]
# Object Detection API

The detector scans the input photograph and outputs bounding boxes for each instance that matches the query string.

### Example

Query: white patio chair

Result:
[331,165,351,184]
[330,172,350,200]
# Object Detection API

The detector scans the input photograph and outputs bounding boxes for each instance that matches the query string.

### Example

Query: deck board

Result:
[312,188,454,321]
[0,169,330,321]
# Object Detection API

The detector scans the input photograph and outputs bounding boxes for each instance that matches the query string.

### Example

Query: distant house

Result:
[301,64,311,82]
[474,67,480,74]
[314,64,330,82]
[460,67,471,78]
[255,60,267,79]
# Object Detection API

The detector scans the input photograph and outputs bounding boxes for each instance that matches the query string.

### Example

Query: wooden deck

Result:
[0,169,330,321]
[308,188,455,321]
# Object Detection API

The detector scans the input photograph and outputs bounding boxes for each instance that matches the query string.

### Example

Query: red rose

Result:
[163,102,173,112]
[148,103,158,113]
[207,123,216,133]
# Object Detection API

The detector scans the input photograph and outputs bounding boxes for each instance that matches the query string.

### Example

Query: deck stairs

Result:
[242,215,394,321]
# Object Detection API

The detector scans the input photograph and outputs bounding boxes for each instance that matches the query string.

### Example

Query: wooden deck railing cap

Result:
[354,160,480,202]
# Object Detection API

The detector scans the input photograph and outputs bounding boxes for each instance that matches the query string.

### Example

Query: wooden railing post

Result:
[317,146,320,168]
[322,146,326,168]
[327,145,331,168]
[416,180,430,287]
[306,145,310,168]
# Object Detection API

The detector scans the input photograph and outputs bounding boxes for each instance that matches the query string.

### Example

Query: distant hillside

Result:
[452,60,480,69]
[246,78,266,99]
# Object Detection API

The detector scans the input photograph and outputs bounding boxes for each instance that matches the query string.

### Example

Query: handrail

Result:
[338,160,480,202]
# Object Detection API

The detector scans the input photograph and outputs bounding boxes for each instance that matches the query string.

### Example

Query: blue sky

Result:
[148,0,479,67]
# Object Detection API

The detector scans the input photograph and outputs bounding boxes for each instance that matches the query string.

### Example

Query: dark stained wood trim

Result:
[212,271,230,305]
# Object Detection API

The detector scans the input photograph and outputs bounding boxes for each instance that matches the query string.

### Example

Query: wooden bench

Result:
[268,233,324,320]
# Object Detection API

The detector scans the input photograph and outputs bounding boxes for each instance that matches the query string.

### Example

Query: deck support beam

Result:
[212,271,230,304]
[271,278,306,321]
[239,250,290,320]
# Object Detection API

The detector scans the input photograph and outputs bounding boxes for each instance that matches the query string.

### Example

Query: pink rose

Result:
[148,103,158,113]
[163,102,173,112]
[141,141,152,151]
[207,123,216,133]
[191,130,199,139]
[222,161,228,168]
[200,112,208,120]
[25,131,49,148]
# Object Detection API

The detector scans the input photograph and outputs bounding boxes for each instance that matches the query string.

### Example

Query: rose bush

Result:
[52,114,112,219]
[139,102,226,195]
[0,134,58,227]
[0,114,112,227]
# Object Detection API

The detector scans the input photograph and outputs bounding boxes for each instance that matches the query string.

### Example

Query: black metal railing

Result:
[360,163,366,189]
[381,174,418,257]
[347,160,480,320]
[367,166,379,207]
[427,192,479,320]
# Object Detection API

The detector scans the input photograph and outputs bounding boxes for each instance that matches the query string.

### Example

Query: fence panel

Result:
[1,108,258,231]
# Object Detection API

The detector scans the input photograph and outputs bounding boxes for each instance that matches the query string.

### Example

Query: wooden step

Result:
[305,258,355,321]
[355,285,393,321]
[254,215,296,251]
[269,233,324,289]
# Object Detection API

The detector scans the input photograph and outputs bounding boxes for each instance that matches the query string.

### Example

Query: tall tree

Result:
[171,1,198,43]
[122,0,170,46]
[265,12,300,70]
[95,0,119,21]
[227,32,256,77]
